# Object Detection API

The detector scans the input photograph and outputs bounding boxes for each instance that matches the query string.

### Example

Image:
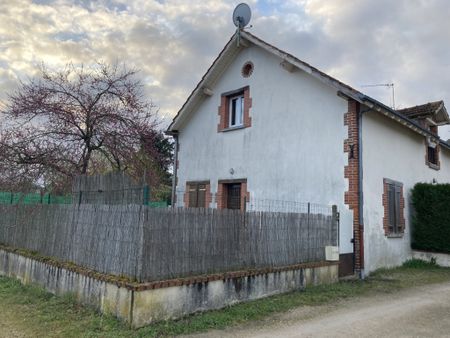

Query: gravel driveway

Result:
[187,282,450,338]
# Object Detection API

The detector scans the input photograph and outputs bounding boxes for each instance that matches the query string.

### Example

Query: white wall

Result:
[362,111,450,273]
[176,44,354,254]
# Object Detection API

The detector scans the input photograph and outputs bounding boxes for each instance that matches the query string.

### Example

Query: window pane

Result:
[428,146,437,164]
[229,95,244,127]
[230,98,237,126]
[227,184,241,210]
[237,96,243,125]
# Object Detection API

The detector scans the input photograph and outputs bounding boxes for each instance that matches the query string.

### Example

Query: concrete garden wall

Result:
[0,246,338,328]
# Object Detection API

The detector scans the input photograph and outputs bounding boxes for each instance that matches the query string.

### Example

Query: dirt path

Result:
[187,282,450,338]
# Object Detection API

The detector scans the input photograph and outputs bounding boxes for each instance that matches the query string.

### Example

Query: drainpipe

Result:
[358,106,371,279]
[170,131,179,208]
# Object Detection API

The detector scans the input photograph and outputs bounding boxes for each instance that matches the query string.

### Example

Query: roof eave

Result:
[166,31,450,151]
[167,34,241,132]
[241,31,364,103]
[167,30,368,133]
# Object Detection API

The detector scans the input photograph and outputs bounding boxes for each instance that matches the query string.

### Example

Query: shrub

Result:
[402,259,437,269]
[411,183,450,253]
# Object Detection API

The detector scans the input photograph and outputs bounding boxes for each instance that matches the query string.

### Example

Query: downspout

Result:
[358,106,371,279]
[170,131,179,208]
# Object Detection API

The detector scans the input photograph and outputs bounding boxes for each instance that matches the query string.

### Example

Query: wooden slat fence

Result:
[0,204,144,278]
[72,172,148,205]
[0,204,338,282]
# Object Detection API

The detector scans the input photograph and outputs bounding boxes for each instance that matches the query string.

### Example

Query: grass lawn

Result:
[1,260,450,337]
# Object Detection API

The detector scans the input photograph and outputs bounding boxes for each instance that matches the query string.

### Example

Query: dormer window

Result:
[229,94,244,127]
[426,138,440,170]
[428,146,437,164]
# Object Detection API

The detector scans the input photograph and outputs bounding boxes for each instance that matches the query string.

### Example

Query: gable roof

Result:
[167,31,449,150]
[397,101,450,125]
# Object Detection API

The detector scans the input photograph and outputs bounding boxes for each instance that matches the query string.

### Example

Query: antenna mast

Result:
[361,83,395,109]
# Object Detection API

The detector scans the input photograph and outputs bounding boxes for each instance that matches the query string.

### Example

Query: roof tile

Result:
[397,101,443,119]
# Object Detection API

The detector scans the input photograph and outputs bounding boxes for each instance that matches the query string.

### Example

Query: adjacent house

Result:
[166,31,450,277]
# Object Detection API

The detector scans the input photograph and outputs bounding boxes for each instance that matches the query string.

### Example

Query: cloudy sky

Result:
[1,0,450,137]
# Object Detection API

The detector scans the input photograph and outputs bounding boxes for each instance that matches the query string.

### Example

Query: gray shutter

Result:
[188,184,198,208]
[388,184,396,233]
[198,184,206,208]
[395,185,402,232]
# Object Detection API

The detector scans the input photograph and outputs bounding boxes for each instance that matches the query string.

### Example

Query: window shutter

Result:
[384,179,405,235]
[188,184,198,208]
[388,184,396,232]
[395,185,402,232]
[197,184,206,208]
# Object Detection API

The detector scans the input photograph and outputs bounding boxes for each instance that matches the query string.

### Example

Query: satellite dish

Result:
[233,3,252,29]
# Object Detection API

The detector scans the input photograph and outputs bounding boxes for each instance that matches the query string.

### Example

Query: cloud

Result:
[1,0,450,137]
[252,0,450,138]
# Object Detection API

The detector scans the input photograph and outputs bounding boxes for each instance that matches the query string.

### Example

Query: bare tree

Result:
[0,62,171,193]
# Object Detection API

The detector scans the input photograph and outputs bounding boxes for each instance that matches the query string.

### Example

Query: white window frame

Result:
[228,94,244,128]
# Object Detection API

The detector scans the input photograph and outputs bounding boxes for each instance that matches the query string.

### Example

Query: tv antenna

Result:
[361,83,395,109]
[233,3,252,47]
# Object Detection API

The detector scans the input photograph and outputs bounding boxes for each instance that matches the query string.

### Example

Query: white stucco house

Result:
[166,31,450,277]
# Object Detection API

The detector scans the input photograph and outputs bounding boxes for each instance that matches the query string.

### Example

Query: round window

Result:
[241,61,254,78]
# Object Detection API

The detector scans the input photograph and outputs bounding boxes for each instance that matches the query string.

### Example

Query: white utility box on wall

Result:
[325,246,339,261]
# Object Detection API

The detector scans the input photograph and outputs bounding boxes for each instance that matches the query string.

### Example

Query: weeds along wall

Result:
[0,204,338,282]
[411,183,450,254]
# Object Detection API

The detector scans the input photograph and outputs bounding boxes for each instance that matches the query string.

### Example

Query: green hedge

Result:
[411,183,450,254]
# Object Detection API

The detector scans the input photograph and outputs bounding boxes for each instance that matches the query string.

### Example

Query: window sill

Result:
[221,125,246,132]
[426,162,440,171]
[386,233,404,238]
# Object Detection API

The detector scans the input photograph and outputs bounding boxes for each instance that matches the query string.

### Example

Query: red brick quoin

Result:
[217,86,252,132]
[344,99,363,273]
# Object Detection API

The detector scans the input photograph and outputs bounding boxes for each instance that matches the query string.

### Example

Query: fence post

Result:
[243,196,247,226]
[47,194,51,205]
[143,185,150,206]
[307,202,311,261]
[332,205,339,247]
[10,192,14,204]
